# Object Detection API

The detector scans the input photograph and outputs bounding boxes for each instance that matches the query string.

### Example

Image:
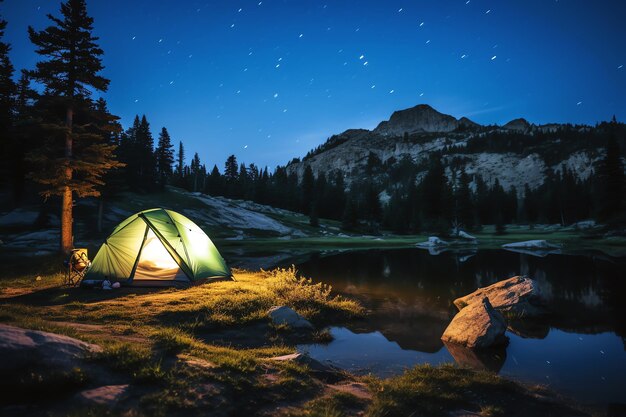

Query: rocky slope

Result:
[287,104,608,194]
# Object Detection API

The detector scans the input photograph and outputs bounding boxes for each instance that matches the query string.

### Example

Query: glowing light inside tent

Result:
[138,231,179,270]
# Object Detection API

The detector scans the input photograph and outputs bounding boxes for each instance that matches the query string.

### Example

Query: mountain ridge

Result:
[288,104,616,196]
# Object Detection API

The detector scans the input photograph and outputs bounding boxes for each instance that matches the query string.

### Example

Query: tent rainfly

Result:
[82,208,231,287]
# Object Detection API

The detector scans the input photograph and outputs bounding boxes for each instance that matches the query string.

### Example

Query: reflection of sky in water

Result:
[299,327,626,405]
[299,327,453,376]
[503,330,626,404]
[292,249,626,405]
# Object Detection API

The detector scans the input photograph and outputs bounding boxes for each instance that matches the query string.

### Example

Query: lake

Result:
[281,248,626,407]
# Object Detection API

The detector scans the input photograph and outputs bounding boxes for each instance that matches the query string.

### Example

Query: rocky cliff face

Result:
[286,104,605,196]
[374,104,475,135]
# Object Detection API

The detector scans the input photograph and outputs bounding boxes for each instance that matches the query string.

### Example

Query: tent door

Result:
[133,229,188,282]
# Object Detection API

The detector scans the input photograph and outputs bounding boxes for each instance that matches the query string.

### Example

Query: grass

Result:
[25,266,362,330]
[0,262,592,416]
[0,265,362,415]
[364,364,585,417]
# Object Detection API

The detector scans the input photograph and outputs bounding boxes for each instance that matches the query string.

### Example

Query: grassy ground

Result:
[0,262,594,416]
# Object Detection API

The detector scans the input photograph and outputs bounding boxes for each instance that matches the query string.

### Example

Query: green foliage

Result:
[155,127,175,189]
[597,133,625,223]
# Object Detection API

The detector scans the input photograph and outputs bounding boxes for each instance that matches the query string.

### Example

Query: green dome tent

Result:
[82,208,231,287]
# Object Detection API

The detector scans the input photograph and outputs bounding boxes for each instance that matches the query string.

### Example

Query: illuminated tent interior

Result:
[82,208,231,287]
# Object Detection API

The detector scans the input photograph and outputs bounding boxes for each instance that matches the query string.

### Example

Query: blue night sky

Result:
[2,0,625,170]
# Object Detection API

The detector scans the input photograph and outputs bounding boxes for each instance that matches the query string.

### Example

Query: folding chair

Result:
[64,248,90,287]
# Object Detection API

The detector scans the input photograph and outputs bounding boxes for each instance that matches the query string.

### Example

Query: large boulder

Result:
[441,298,508,348]
[267,306,313,329]
[0,324,102,374]
[453,276,546,317]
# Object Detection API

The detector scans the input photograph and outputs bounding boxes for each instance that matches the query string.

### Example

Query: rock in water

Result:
[501,240,559,249]
[453,276,546,317]
[441,298,508,348]
[267,306,313,329]
[416,236,449,247]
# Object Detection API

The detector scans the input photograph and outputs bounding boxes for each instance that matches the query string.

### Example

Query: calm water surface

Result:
[284,249,626,406]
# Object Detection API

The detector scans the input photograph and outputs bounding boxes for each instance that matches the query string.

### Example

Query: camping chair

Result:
[64,248,90,287]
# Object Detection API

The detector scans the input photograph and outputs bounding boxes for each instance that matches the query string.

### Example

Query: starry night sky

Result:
[2,0,625,169]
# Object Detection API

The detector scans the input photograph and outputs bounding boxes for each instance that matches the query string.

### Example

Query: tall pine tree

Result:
[0,11,16,199]
[27,0,120,253]
[155,127,174,189]
[598,134,625,222]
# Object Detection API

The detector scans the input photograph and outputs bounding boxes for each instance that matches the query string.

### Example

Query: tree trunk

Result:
[60,107,74,254]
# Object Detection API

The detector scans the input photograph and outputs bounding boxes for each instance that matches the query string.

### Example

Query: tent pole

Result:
[128,223,150,282]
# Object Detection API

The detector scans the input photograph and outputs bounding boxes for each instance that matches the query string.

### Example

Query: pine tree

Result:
[455,168,474,231]
[206,165,222,195]
[176,140,185,179]
[224,155,238,181]
[421,157,451,232]
[309,203,319,227]
[363,182,382,232]
[190,152,202,192]
[155,127,174,188]
[341,197,358,231]
[135,115,156,190]
[10,71,37,204]
[237,162,248,198]
[92,98,123,232]
[598,134,624,222]
[27,0,119,253]
[301,165,315,213]
[0,11,16,194]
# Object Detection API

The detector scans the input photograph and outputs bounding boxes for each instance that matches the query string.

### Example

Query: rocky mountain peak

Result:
[503,118,531,132]
[373,104,479,136]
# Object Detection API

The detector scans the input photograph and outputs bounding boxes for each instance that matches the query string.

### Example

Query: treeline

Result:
[167,126,624,235]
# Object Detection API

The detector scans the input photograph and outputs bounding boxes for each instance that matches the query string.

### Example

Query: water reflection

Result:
[443,341,507,372]
[290,249,626,404]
